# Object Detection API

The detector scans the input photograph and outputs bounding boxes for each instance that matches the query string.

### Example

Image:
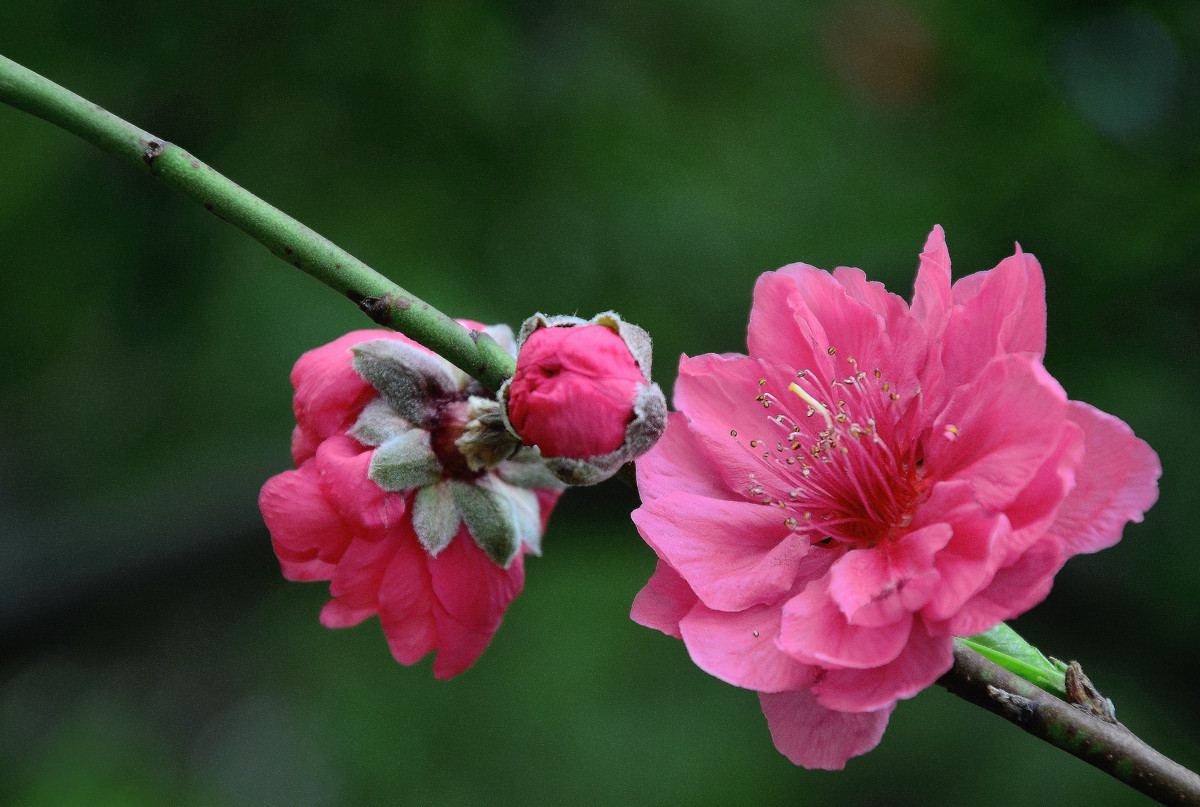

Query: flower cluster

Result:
[630,227,1160,768]
[259,325,563,679]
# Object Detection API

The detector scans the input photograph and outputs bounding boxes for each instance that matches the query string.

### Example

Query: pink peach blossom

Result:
[631,226,1159,768]
[260,326,563,679]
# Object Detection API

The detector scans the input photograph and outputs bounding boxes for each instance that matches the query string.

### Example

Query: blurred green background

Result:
[2,1,1198,805]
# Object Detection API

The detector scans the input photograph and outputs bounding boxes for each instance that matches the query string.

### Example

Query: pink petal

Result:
[943,536,1065,636]
[672,353,804,501]
[832,265,929,390]
[533,488,563,532]
[428,532,525,679]
[376,530,438,664]
[320,536,396,628]
[314,433,407,537]
[291,329,390,442]
[1050,401,1161,556]
[1000,419,1085,565]
[679,602,819,693]
[831,266,908,324]
[778,574,913,669]
[911,481,1010,623]
[635,411,739,504]
[770,263,889,385]
[632,491,808,612]
[813,618,953,712]
[319,597,375,629]
[758,690,895,770]
[925,354,1069,512]
[630,560,697,639]
[746,269,835,379]
[910,225,952,335]
[291,424,321,467]
[943,246,1047,386]
[259,464,349,581]
[827,524,951,627]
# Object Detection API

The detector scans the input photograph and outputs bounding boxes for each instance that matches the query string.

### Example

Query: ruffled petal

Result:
[376,528,438,664]
[910,225,952,336]
[1050,401,1161,556]
[635,411,740,503]
[632,491,808,612]
[942,536,1065,636]
[769,264,887,384]
[291,329,390,442]
[925,354,1069,512]
[259,463,349,581]
[315,433,407,537]
[831,266,908,323]
[813,618,953,712]
[912,481,1010,623]
[1001,418,1084,564]
[679,602,819,693]
[630,560,697,640]
[672,353,809,501]
[428,533,525,679]
[778,574,913,669]
[826,523,951,627]
[746,268,835,379]
[320,536,396,628]
[943,245,1046,386]
[291,424,322,467]
[832,265,929,393]
[759,689,894,770]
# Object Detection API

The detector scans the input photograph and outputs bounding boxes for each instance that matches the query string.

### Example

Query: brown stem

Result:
[939,643,1200,806]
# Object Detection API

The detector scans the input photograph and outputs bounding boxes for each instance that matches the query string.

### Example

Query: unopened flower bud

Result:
[500,312,668,485]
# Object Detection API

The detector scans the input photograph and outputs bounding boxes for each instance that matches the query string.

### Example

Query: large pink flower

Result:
[260,325,563,679]
[631,227,1160,768]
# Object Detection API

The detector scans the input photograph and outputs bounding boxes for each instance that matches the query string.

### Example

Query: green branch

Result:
[0,53,516,392]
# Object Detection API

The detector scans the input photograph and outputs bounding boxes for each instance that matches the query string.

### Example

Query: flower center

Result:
[735,351,926,548]
[429,399,485,481]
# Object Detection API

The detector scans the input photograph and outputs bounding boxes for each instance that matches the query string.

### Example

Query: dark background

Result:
[1,2,1198,805]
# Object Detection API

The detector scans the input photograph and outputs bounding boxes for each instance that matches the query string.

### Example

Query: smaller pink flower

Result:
[631,227,1160,768]
[501,312,668,485]
[260,324,564,679]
